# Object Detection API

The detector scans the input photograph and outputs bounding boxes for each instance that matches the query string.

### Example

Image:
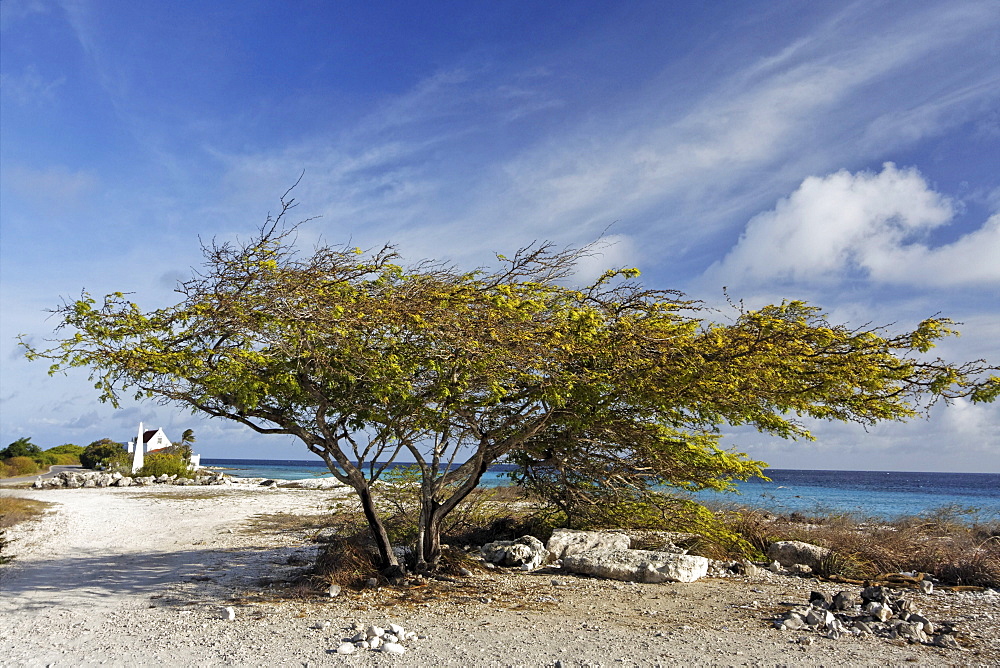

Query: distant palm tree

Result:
[180,429,195,446]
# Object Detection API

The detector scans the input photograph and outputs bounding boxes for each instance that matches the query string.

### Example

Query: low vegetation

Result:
[718,504,1000,588]
[305,476,1000,591]
[0,496,52,529]
[79,438,129,471]
[0,438,83,478]
[0,496,54,564]
[305,476,550,589]
[136,450,195,478]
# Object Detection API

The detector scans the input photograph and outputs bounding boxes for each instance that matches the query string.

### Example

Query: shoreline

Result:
[2,484,998,666]
[198,461,1000,521]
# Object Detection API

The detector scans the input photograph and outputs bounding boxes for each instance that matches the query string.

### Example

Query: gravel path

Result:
[2,485,998,667]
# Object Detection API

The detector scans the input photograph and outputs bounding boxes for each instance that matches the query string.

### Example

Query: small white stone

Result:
[388,623,406,636]
[380,642,407,654]
[335,643,356,655]
[367,625,385,638]
[404,631,419,641]
[221,606,236,621]
[384,634,398,643]
[368,636,382,650]
[350,632,366,643]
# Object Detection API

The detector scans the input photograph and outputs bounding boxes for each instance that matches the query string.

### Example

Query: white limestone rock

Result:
[380,642,407,654]
[481,536,549,570]
[561,549,710,583]
[335,642,356,655]
[766,540,832,571]
[546,529,631,560]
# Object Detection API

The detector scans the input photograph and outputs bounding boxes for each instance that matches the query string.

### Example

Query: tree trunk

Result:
[417,500,444,570]
[415,460,491,570]
[355,484,399,572]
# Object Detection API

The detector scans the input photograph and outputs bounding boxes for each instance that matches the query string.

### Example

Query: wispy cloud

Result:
[0,65,65,105]
[201,1,1000,278]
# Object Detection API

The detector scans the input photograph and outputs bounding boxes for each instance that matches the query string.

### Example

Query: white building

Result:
[125,422,201,474]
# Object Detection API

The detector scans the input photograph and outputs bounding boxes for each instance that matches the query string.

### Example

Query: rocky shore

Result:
[29,468,344,490]
[2,482,998,666]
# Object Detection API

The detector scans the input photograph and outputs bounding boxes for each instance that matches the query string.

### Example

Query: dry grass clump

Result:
[313,531,384,588]
[307,486,548,588]
[719,504,1000,587]
[243,511,331,535]
[0,496,54,565]
[0,496,53,529]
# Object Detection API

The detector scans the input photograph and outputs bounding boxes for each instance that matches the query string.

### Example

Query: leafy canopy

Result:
[79,438,127,471]
[21,194,998,570]
[1,437,42,459]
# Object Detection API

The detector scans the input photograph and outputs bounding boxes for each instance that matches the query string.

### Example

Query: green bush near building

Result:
[137,451,193,478]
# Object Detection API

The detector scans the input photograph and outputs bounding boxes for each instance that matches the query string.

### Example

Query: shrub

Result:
[45,444,84,459]
[137,451,193,478]
[0,437,42,459]
[718,504,1000,587]
[1,456,42,477]
[80,439,126,469]
[45,453,81,465]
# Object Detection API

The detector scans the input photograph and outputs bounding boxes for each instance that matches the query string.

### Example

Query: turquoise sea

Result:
[201,458,1000,522]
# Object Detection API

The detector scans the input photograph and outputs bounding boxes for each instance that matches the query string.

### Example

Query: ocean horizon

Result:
[201,458,1000,522]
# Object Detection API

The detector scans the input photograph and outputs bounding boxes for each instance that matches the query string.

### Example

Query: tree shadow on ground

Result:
[0,542,313,612]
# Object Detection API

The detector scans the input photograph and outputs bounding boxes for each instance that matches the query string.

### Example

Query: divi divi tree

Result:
[24,195,999,572]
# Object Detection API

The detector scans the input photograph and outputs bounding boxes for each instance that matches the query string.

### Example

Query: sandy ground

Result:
[2,484,999,667]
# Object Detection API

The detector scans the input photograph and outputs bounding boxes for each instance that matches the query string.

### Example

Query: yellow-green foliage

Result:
[0,456,43,478]
[19,214,998,570]
[0,442,83,476]
[137,451,192,478]
[44,445,83,464]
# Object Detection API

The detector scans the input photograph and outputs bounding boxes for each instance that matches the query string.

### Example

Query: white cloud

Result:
[194,2,1000,274]
[706,163,1000,288]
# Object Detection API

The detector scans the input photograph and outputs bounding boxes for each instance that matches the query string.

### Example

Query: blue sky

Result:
[2,0,998,472]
